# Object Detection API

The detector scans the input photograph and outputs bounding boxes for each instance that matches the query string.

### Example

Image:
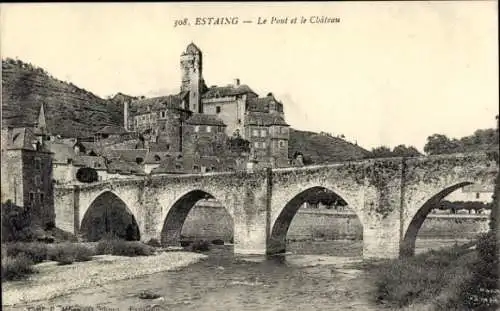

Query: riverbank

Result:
[2,251,207,307]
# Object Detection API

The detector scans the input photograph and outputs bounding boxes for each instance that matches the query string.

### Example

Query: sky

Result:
[1,2,498,152]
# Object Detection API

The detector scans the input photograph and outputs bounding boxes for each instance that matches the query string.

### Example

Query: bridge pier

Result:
[233,171,271,257]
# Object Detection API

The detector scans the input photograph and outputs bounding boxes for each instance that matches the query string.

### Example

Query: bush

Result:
[96,240,154,257]
[145,238,161,248]
[188,240,210,253]
[211,239,224,245]
[47,243,94,264]
[458,232,499,309]
[374,245,470,308]
[1,254,36,281]
[1,201,36,242]
[6,242,48,263]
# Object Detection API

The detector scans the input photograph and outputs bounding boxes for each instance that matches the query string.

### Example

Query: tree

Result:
[370,146,393,158]
[392,145,422,157]
[423,134,462,155]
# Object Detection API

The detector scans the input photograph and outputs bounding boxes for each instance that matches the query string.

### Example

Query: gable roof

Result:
[247,95,284,113]
[5,127,51,152]
[106,159,146,175]
[72,155,107,169]
[202,84,257,99]
[185,113,226,126]
[129,95,184,114]
[244,112,289,127]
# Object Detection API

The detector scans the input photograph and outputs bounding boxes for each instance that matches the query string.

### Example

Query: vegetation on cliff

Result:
[2,58,123,138]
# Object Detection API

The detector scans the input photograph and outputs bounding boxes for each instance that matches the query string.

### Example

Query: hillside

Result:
[288,128,370,163]
[2,58,371,162]
[1,58,123,138]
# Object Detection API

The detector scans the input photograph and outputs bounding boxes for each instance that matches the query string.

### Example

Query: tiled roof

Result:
[5,127,50,152]
[96,125,128,135]
[151,155,242,174]
[78,142,104,156]
[72,155,107,169]
[247,94,284,113]
[130,95,183,114]
[106,159,146,175]
[185,113,226,126]
[244,112,289,126]
[202,84,257,99]
[144,151,171,164]
[103,149,148,163]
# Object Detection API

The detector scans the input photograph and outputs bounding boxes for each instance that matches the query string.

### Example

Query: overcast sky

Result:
[1,2,498,151]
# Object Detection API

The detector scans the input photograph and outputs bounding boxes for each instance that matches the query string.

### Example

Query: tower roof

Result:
[184,42,202,55]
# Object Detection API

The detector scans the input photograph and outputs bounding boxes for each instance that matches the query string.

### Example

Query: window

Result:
[237,119,241,124]
[476,193,480,199]
[254,142,260,148]
[136,157,144,164]
[216,106,221,113]
[39,193,44,203]
[35,158,41,170]
[175,164,182,170]
[161,111,166,118]
[206,126,212,133]
[193,165,200,171]
[211,166,216,172]
[252,129,259,137]
[194,126,200,133]
[279,140,285,147]
[34,176,40,187]
[260,129,267,137]
[262,142,267,149]
[154,155,161,161]
[29,192,35,203]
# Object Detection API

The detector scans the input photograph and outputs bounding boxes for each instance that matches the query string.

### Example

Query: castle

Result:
[124,43,290,170]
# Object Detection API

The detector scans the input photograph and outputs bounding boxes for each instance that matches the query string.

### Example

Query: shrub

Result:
[96,240,154,257]
[145,238,161,248]
[458,232,499,309]
[6,242,48,263]
[211,239,224,245]
[374,245,470,308]
[47,243,94,264]
[1,201,36,242]
[1,254,35,281]
[188,240,210,253]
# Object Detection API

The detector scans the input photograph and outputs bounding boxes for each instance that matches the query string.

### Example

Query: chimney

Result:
[234,78,240,86]
[123,101,129,131]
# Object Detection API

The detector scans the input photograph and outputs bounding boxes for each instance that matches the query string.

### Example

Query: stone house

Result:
[1,126,55,227]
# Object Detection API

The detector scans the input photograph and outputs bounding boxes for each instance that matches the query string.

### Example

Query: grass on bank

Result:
[370,235,498,310]
[1,239,157,281]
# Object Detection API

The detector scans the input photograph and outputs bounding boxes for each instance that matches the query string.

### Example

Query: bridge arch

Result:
[160,189,234,246]
[80,190,140,241]
[400,181,479,257]
[268,185,364,255]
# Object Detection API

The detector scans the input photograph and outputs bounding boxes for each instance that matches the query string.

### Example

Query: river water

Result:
[8,239,469,311]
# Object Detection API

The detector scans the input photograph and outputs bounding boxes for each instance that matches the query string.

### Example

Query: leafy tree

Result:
[392,145,422,157]
[423,134,462,155]
[370,146,393,158]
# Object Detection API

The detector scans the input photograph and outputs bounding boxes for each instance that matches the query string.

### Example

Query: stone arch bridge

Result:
[54,151,498,259]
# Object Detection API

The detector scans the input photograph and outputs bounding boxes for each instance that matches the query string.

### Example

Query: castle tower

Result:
[180,42,203,113]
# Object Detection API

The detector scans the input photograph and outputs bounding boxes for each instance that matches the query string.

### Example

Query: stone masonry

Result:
[53,151,498,259]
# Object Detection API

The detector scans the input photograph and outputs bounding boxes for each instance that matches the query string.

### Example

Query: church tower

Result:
[180,42,204,113]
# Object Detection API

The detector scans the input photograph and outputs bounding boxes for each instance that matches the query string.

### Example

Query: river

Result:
[6,238,470,311]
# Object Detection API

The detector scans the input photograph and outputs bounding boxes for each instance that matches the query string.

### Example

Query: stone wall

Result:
[179,206,489,241]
